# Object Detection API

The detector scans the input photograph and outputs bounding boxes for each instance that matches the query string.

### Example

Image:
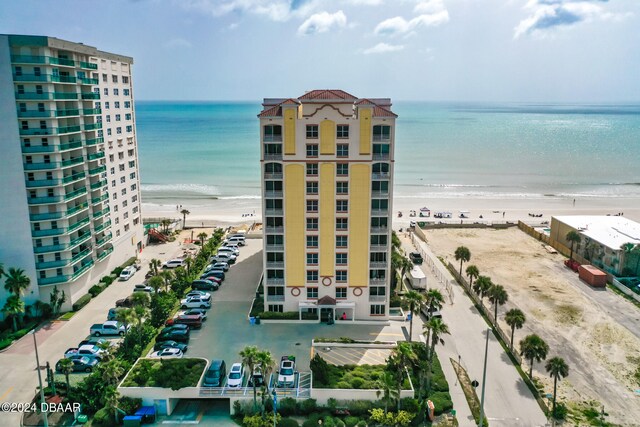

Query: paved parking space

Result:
[314,346,392,366]
[155,399,236,426]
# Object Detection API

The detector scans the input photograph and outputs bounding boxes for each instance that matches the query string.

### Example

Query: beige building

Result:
[0,35,143,312]
[258,90,396,321]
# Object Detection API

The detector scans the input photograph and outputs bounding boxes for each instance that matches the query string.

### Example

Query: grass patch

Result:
[313,363,397,389]
[554,304,582,324]
[121,358,206,390]
[58,311,76,321]
[606,283,640,310]
[566,400,620,426]
[451,358,488,427]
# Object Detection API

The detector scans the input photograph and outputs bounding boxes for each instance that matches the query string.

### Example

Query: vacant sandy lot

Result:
[424,227,640,426]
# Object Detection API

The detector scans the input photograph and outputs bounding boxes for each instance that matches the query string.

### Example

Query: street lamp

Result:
[478,328,489,427]
[31,330,49,427]
[272,389,277,427]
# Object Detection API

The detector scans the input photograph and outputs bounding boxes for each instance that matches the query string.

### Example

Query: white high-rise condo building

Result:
[0,35,144,312]
[259,90,396,322]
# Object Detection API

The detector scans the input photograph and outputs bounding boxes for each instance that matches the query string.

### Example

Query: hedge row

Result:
[72,293,92,311]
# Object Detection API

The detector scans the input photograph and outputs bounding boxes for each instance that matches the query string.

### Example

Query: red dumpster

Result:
[578,265,607,287]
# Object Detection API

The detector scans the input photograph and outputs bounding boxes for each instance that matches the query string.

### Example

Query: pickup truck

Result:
[90,321,129,337]
[277,355,296,388]
[64,344,105,360]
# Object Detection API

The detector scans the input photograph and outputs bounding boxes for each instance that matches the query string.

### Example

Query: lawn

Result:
[121,358,207,390]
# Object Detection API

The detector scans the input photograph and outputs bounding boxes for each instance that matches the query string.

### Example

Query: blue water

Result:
[135,101,640,203]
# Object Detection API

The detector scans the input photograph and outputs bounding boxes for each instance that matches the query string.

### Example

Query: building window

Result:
[122,200,128,207]
[306,144,318,157]
[130,183,137,191]
[117,127,122,134]
[112,75,118,83]
[133,217,139,225]
[106,115,111,123]
[306,182,318,195]
[336,253,347,265]
[124,101,131,108]
[306,287,318,299]
[113,88,119,96]
[373,125,391,141]
[113,205,118,212]
[336,200,348,213]
[306,236,318,248]
[336,182,348,195]
[336,287,347,299]
[115,114,121,122]
[107,129,112,136]
[129,172,136,179]
[263,125,282,141]
[336,218,348,230]
[123,89,130,96]
[123,212,129,219]
[306,200,318,213]
[115,217,119,224]
[306,125,318,139]
[268,304,284,313]
[102,74,108,83]
[307,253,318,265]
[116,230,121,237]
[126,125,132,132]
[132,195,138,202]
[306,218,318,231]
[125,113,132,120]
[120,176,126,183]
[336,236,348,248]
[337,125,349,139]
[337,163,348,176]
[370,286,386,296]
[124,224,130,231]
[119,164,125,172]
[307,270,318,282]
[110,167,115,175]
[370,305,386,315]
[111,180,116,187]
[306,163,318,176]
[336,271,347,282]
[129,161,135,168]
[123,76,129,84]
[114,101,120,108]
[104,88,109,95]
[337,144,349,157]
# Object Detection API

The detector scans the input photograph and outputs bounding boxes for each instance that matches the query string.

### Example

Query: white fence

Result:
[409,232,455,304]
[611,277,640,303]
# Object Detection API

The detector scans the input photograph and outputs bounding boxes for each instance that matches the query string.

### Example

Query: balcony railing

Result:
[17,110,53,118]
[265,244,284,251]
[57,125,82,134]
[36,259,69,270]
[369,261,387,268]
[94,220,112,233]
[79,61,98,70]
[20,128,54,136]
[263,135,283,142]
[71,260,94,281]
[82,108,101,115]
[370,226,388,233]
[64,187,87,201]
[97,247,113,261]
[28,195,63,205]
[87,151,105,161]
[264,191,283,198]
[369,295,387,302]
[30,211,64,221]
[85,137,104,146]
[70,248,93,264]
[63,171,86,184]
[266,261,285,268]
[369,278,386,285]
[51,75,77,84]
[33,244,68,254]
[61,157,84,168]
[26,178,61,187]
[78,77,99,85]
[21,144,55,154]
[88,165,106,175]
[266,295,285,302]
[32,228,66,238]
[69,233,92,248]
[68,217,90,234]
[371,209,389,216]
[265,209,283,215]
[67,202,89,217]
[93,207,110,219]
[80,92,100,100]
[264,154,283,161]
[264,173,283,180]
[373,153,390,160]
[84,123,102,131]
[15,92,52,100]
[11,55,47,64]
[265,278,285,285]
[59,141,83,151]
[53,92,79,100]
[372,135,391,142]
[49,57,75,67]
[264,226,284,234]
[24,162,60,170]
[38,275,69,286]
[91,193,109,205]
[13,73,49,82]
[90,179,107,190]
[56,109,80,117]
[370,244,388,251]
[95,233,112,247]
[371,191,389,197]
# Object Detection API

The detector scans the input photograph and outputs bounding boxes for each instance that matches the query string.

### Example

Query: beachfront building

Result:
[550,216,640,276]
[0,34,143,313]
[258,90,397,321]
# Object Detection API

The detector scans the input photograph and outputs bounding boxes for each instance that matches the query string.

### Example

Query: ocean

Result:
[135,102,640,205]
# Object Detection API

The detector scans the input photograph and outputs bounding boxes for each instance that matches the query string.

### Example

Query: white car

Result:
[218,246,240,256]
[119,266,136,281]
[180,296,211,309]
[150,348,183,359]
[185,291,211,301]
[163,259,185,269]
[277,356,296,388]
[227,363,245,388]
[211,253,236,264]
[212,262,229,272]
[134,284,154,293]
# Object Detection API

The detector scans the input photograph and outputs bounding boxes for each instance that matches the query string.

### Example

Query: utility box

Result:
[578,265,607,287]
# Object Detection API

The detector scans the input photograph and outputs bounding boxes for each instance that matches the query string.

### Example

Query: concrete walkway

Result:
[401,233,547,427]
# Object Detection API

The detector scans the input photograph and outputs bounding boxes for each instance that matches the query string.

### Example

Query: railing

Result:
[28,195,62,204]
[85,137,104,146]
[265,209,283,215]
[373,135,391,142]
[96,233,113,247]
[64,187,87,201]
[13,73,50,83]
[71,260,94,281]
[263,135,283,142]
[370,244,388,251]
[371,209,389,216]
[55,108,80,117]
[53,92,78,100]
[32,228,66,238]
[20,128,54,136]
[18,110,53,118]
[24,162,60,170]
[63,171,86,184]
[70,248,92,264]
[22,145,56,153]
[266,261,284,268]
[67,202,89,217]
[59,141,83,151]
[264,191,283,198]
[88,165,106,175]
[26,178,61,187]
[369,261,387,268]
[81,92,100,100]
[91,193,109,205]
[94,220,112,233]
[57,125,81,134]
[52,75,77,83]
[15,92,52,100]
[265,278,285,285]
[33,244,68,254]
[78,77,99,85]
[11,55,47,64]
[49,57,75,67]
[372,153,390,160]
[68,217,90,233]
[84,123,102,131]
[93,207,110,219]
[30,211,64,221]
[264,154,283,161]
[265,244,284,251]
[82,108,101,115]
[369,278,386,285]
[266,295,286,302]
[372,172,391,180]
[370,226,388,233]
[371,191,389,197]
[90,179,107,190]
[36,259,69,270]
[79,61,98,70]
[97,247,113,261]
[69,233,92,248]
[87,151,105,161]
[38,275,69,286]
[264,226,284,234]
[61,157,84,168]
[369,295,387,302]
[264,173,283,180]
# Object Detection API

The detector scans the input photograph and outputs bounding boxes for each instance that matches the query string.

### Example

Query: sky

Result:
[1,0,639,102]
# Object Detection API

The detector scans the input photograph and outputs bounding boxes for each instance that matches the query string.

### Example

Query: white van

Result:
[163,259,185,269]
[225,236,245,246]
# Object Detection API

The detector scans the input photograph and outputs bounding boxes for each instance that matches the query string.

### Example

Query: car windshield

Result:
[229,372,241,379]
[79,357,90,364]
[206,370,219,379]
[281,368,294,375]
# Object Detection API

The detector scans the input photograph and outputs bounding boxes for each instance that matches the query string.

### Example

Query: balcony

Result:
[85,137,104,146]
[32,228,65,238]
[264,172,283,180]
[24,162,60,171]
[51,75,77,84]
[91,194,109,205]
[369,261,387,268]
[56,109,80,117]
[53,92,79,100]
[370,244,388,252]
[61,157,84,168]
[20,128,54,136]
[22,144,56,154]
[266,294,286,302]
[265,244,284,251]
[265,209,283,215]
[371,191,389,197]
[80,92,100,100]
[82,108,101,115]
[94,220,112,234]
[370,226,388,234]
[26,178,61,187]
[369,295,387,302]
[66,202,89,217]
[95,233,112,247]
[11,55,47,64]
[97,247,113,261]
[28,195,62,205]
[78,77,99,85]
[15,92,52,100]
[371,209,389,216]
[71,260,94,281]
[264,154,283,161]
[30,211,64,221]
[369,278,386,285]
[266,261,285,268]
[372,135,391,142]
[90,179,107,190]
[373,153,390,160]
[57,125,82,134]
[264,191,283,198]
[265,278,285,285]
[264,226,284,234]
[59,141,83,151]
[69,233,92,249]
[68,217,90,233]
[64,188,88,203]
[33,244,67,254]
[63,171,86,184]
[263,135,283,142]
[38,275,69,286]
[93,207,110,219]
[70,248,93,265]
[88,165,106,176]
[84,123,102,131]
[18,110,53,118]
[49,57,75,67]
[87,151,105,161]
[80,61,98,70]
[36,259,69,270]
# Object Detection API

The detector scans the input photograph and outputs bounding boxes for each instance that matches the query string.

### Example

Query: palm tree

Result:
[131,292,150,308]
[115,308,134,332]
[425,289,445,314]
[505,308,526,351]
[473,275,493,302]
[184,256,193,275]
[57,358,74,391]
[148,258,161,276]
[256,350,275,415]
[103,385,121,425]
[388,342,415,411]
[566,231,581,261]
[101,359,125,387]
[376,371,399,414]
[632,244,640,276]
[197,232,208,247]
[402,290,424,342]
[454,246,471,278]
[4,267,30,296]
[2,295,25,331]
[545,357,569,415]
[0,262,5,278]
[488,284,508,322]
[423,317,450,395]
[466,265,479,288]
[159,270,175,292]
[240,346,260,410]
[180,209,190,229]
[147,276,164,294]
[160,219,171,234]
[520,334,549,378]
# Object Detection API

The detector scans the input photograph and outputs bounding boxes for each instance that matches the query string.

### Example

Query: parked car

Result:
[211,262,229,272]
[247,368,264,387]
[227,363,245,388]
[163,259,185,269]
[191,279,218,291]
[107,308,118,321]
[78,337,113,348]
[165,314,203,329]
[200,275,222,285]
[422,307,442,320]
[210,253,235,264]
[409,252,424,264]
[181,308,208,321]
[56,356,98,373]
[157,328,190,343]
[185,291,211,300]
[115,296,134,308]
[180,296,211,309]
[119,266,137,281]
[202,359,226,387]
[161,324,190,333]
[153,340,188,353]
[90,321,129,337]
[217,246,240,256]
[64,345,104,360]
[277,356,296,388]
[201,269,225,281]
[224,236,245,246]
[150,348,184,359]
[133,283,154,293]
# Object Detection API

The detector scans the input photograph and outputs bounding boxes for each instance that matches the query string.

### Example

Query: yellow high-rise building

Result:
[258,90,396,322]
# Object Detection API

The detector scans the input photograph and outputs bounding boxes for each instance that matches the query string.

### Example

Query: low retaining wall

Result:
[612,278,640,303]
[311,339,397,349]
[312,388,414,406]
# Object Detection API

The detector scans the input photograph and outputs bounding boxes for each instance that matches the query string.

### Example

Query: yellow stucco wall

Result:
[284,108,296,155]
[348,164,371,287]
[359,108,372,155]
[320,163,335,277]
[320,119,335,155]
[284,164,305,287]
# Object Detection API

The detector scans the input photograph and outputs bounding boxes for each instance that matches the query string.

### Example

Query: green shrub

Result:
[11,329,31,340]
[356,421,367,427]
[278,397,297,416]
[258,311,299,320]
[302,420,318,427]
[92,407,111,425]
[121,358,207,389]
[343,416,361,427]
[119,397,142,415]
[346,400,373,416]
[101,276,115,286]
[350,377,365,389]
[552,403,568,420]
[390,295,402,307]
[111,267,124,276]
[401,397,420,413]
[278,418,299,427]
[298,398,317,415]
[0,338,13,350]
[335,381,351,389]
[88,285,104,297]
[72,293,92,311]
[429,391,453,415]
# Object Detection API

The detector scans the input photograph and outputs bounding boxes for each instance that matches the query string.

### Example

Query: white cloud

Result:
[374,10,449,36]
[348,0,384,5]
[178,0,318,22]
[163,37,192,48]
[298,10,347,35]
[414,0,446,15]
[363,42,405,54]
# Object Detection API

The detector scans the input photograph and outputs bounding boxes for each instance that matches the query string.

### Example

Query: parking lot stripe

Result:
[0,386,14,401]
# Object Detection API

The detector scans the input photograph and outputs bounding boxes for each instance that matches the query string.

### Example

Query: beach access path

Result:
[400,234,548,427]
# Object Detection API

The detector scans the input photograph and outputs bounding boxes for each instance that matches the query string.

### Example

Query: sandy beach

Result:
[142,194,640,228]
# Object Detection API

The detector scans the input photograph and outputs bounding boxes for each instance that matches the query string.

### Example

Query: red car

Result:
[165,314,203,329]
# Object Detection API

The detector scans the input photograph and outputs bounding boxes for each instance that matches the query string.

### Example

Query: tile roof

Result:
[373,105,398,118]
[257,105,282,118]
[299,89,358,101]
[258,91,396,117]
